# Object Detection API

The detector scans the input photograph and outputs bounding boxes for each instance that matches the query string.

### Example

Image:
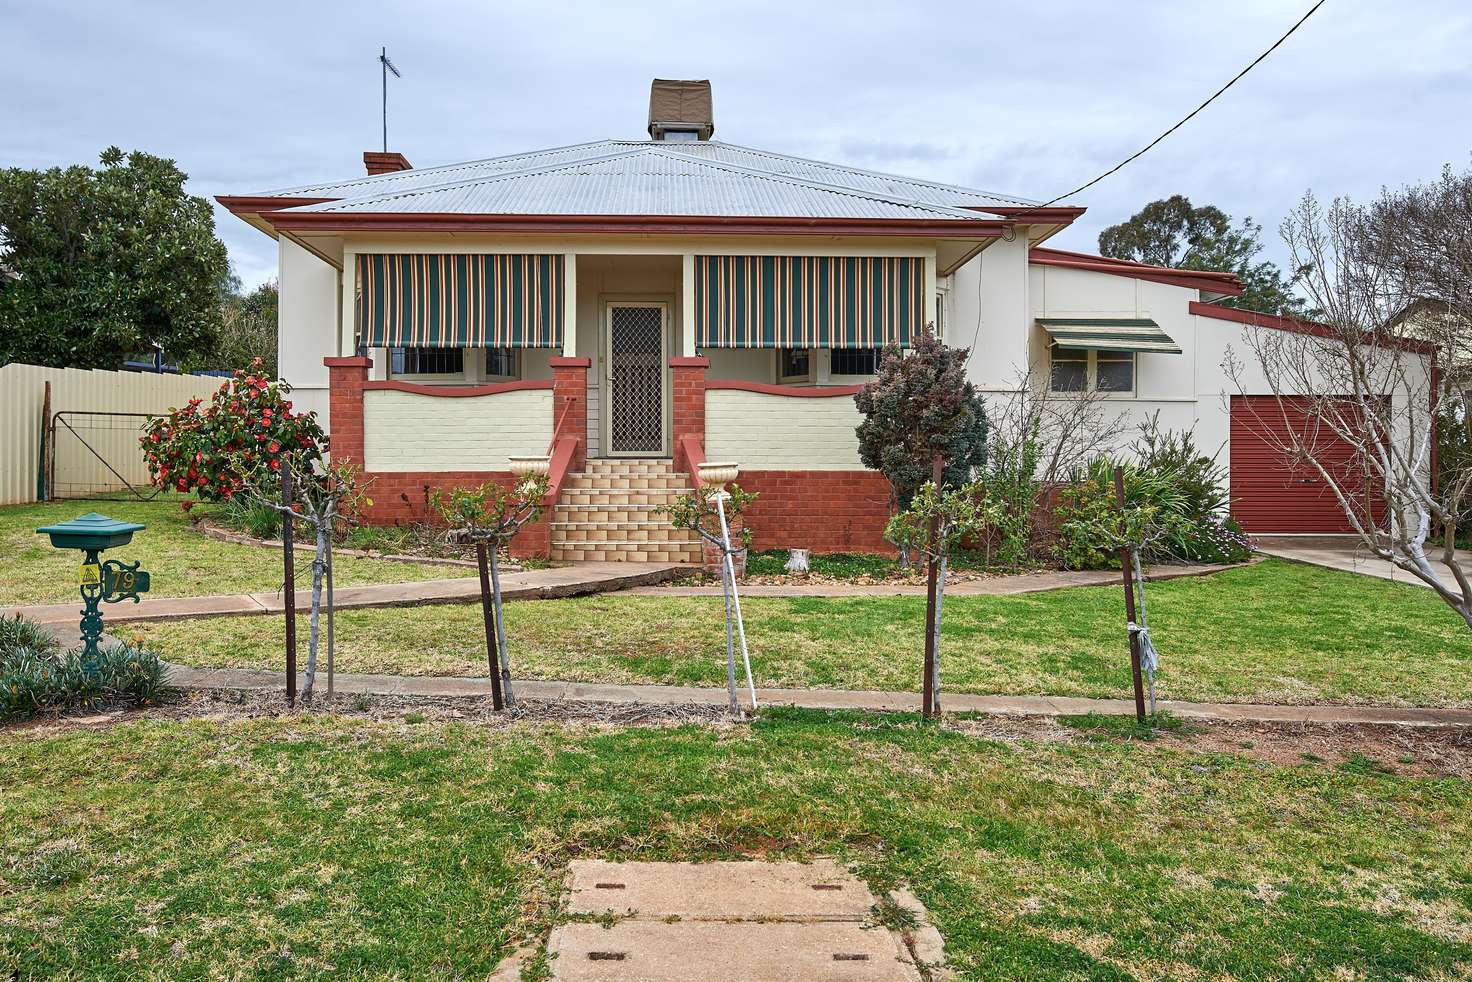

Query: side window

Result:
[484,348,520,380]
[778,348,812,383]
[831,347,881,376]
[1095,351,1135,392]
[1050,348,1088,392]
[390,347,463,376]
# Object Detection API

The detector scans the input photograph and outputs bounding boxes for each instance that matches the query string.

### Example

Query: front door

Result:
[605,302,668,456]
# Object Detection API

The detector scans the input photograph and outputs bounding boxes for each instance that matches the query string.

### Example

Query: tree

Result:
[214,278,279,377]
[854,326,987,563]
[1099,194,1308,316]
[0,147,229,369]
[1225,174,1472,629]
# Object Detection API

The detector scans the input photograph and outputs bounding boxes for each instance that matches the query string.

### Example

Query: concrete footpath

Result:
[1256,535,1472,592]
[3,562,685,627]
[168,664,1472,727]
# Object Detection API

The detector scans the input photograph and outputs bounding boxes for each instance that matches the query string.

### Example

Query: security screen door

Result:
[606,303,667,456]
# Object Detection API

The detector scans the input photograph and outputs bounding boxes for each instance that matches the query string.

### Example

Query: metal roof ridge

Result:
[250,138,621,198]
[652,139,1046,207]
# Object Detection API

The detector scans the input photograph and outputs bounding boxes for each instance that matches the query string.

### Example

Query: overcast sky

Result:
[5,1,1470,289]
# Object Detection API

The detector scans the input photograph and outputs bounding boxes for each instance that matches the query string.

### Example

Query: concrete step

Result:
[551,521,699,545]
[582,458,683,476]
[565,473,691,491]
[557,487,685,508]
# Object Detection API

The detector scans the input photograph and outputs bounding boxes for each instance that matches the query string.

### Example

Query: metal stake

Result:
[714,491,756,710]
[476,540,504,710]
[281,459,297,707]
[921,455,943,718]
[490,544,516,708]
[1113,466,1147,723]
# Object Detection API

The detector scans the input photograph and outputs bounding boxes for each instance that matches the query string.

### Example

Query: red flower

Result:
[270,459,281,471]
[268,441,280,453]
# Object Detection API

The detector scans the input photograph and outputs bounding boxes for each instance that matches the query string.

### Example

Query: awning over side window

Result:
[357,254,564,348]
[1038,317,1181,354]
[695,255,923,349]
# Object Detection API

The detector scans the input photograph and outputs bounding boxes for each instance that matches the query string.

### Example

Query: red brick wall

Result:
[670,357,709,476]
[550,356,590,471]
[736,469,894,554]
[359,469,550,558]
[324,356,371,469]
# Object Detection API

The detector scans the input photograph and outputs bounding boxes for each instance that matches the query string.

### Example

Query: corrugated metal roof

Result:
[250,139,1040,212]
[285,148,997,221]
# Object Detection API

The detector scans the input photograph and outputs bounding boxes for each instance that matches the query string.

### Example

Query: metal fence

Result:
[0,364,222,505]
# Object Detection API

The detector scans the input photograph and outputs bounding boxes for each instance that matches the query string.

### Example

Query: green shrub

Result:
[223,495,282,540]
[0,614,60,658]
[1,619,170,722]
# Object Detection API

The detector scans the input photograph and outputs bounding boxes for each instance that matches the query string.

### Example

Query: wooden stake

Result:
[476,540,505,711]
[1113,466,1147,722]
[281,459,297,707]
[921,455,943,719]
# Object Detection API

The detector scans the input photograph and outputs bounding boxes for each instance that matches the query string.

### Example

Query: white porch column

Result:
[680,252,697,357]
[339,248,357,357]
[924,250,938,332]
[561,252,578,357]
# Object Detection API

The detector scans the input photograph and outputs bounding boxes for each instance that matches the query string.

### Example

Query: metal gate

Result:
[48,411,164,501]
[606,303,667,456]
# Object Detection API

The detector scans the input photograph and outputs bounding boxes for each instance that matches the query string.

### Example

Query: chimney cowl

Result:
[364,151,413,175]
[647,79,714,141]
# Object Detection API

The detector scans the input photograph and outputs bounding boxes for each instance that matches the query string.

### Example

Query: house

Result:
[218,79,1430,560]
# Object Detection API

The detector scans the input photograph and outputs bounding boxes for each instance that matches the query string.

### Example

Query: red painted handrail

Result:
[677,435,706,490]
[542,434,580,508]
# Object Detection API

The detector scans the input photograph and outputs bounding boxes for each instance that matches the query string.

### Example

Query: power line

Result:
[1030,0,1327,210]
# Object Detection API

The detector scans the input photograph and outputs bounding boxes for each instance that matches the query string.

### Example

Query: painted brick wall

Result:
[706,389,864,470]
[362,388,553,471]
[736,469,894,554]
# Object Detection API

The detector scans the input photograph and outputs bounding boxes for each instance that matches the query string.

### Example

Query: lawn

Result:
[0,499,473,606]
[2,709,1468,979]
[134,560,1472,707]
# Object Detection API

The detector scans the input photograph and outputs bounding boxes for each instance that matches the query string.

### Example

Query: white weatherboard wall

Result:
[0,364,222,504]
[705,389,863,469]
[361,388,553,472]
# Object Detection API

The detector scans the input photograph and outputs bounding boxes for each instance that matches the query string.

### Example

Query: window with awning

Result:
[695,255,924,349]
[1038,318,1181,354]
[356,254,564,348]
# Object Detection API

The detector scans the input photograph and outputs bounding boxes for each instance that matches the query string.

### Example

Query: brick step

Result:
[550,541,702,564]
[551,521,699,545]
[556,488,685,508]
[554,503,667,524]
[565,473,690,491]
[582,458,681,476]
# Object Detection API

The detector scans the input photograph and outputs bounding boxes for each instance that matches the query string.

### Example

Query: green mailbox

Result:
[36,513,151,675]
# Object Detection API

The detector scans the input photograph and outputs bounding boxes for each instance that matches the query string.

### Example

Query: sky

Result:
[4,0,1470,289]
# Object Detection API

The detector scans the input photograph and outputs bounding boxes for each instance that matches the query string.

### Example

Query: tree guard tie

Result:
[1127,621,1159,675]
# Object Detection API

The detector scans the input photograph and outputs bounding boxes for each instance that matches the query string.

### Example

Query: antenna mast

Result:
[379,46,401,153]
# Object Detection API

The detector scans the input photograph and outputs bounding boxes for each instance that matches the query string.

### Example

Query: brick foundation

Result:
[735,470,895,554]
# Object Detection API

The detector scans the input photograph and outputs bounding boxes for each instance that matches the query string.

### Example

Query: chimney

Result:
[647,79,714,141]
[363,151,413,175]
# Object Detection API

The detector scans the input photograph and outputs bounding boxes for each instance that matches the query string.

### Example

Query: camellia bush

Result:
[141,358,325,501]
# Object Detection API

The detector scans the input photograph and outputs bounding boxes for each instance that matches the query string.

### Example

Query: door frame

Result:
[601,296,673,457]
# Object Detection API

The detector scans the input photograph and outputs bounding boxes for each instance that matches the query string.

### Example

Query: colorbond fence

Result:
[0,364,221,505]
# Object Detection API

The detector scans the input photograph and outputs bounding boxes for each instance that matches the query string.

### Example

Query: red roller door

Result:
[1229,395,1386,533]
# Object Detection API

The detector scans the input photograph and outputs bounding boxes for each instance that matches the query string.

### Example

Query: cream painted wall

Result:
[278,237,339,429]
[706,389,864,470]
[951,235,1030,393]
[362,388,553,472]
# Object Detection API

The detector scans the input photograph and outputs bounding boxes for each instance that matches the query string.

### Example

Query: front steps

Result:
[550,458,702,564]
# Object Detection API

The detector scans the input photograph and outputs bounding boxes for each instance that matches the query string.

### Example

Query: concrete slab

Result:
[567,859,875,920]
[548,921,919,981]
[1256,535,1472,592]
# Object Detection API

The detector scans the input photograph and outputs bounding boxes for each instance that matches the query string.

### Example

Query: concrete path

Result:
[631,561,1237,598]
[539,859,936,981]
[2,562,686,627]
[167,664,1472,727]
[1257,535,1472,592]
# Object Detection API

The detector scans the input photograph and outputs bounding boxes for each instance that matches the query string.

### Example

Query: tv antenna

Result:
[379,46,402,152]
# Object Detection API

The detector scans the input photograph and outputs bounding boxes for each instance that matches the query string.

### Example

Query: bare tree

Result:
[1225,177,1472,627]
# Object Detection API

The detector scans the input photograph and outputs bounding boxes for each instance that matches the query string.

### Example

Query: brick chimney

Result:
[648,79,714,141]
[363,151,412,175]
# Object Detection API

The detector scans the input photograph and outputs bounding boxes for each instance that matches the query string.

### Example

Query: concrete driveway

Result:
[1256,535,1472,592]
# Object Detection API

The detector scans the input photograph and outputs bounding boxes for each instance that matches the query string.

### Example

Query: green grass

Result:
[0,499,473,605]
[1,709,1469,979]
[134,560,1472,707]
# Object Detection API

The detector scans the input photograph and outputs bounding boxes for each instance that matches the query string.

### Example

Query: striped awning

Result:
[357,254,564,348]
[695,255,924,349]
[1038,318,1181,354]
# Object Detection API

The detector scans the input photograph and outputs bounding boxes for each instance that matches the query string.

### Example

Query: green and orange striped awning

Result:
[357,253,564,348]
[694,255,924,349]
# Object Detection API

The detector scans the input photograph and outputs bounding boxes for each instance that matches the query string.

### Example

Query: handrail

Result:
[542,434,580,508]
[548,397,575,453]
[677,434,706,490]
[705,379,864,398]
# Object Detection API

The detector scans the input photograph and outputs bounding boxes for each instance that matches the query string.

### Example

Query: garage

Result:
[1228,395,1386,533]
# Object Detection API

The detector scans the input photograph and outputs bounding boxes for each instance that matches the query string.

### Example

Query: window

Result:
[935,291,946,340]
[1095,351,1135,392]
[1050,348,1088,392]
[778,348,812,383]
[1049,348,1136,394]
[391,347,463,376]
[484,347,519,380]
[831,347,881,376]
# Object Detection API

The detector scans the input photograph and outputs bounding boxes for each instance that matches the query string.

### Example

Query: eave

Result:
[1031,247,1245,297]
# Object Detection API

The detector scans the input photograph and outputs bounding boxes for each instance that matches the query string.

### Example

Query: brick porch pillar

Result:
[549,356,590,471]
[323,356,372,469]
[670,356,708,476]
